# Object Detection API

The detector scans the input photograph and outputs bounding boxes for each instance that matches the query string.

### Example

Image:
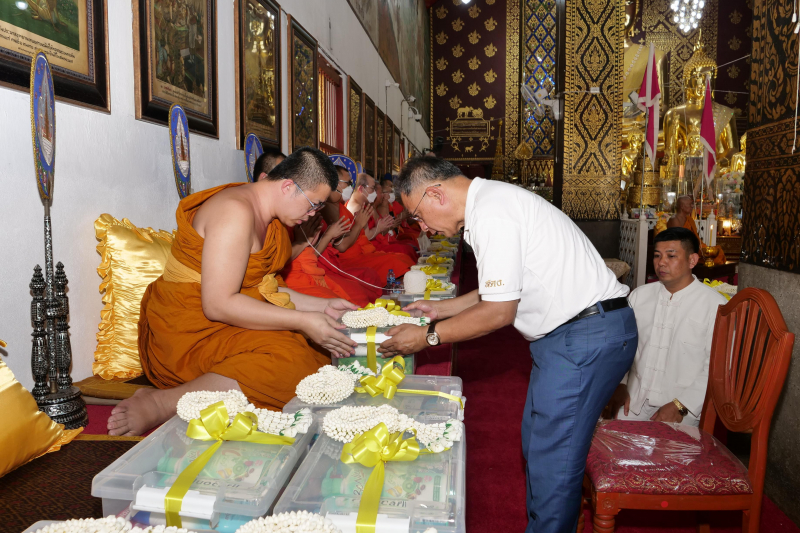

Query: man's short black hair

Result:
[381,174,394,187]
[395,155,463,197]
[254,146,286,179]
[654,227,700,254]
[264,146,338,191]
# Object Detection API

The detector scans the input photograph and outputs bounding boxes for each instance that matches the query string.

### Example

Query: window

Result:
[317,55,343,154]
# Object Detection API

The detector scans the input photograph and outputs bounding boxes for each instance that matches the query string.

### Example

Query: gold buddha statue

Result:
[730,132,747,172]
[622,0,666,132]
[621,131,644,182]
[663,33,740,179]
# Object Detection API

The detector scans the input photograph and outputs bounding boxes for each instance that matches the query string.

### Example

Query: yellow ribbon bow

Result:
[419,265,447,275]
[423,279,447,300]
[164,402,295,528]
[358,299,410,372]
[426,254,449,265]
[439,240,457,248]
[340,423,425,533]
[355,357,464,409]
[702,278,732,300]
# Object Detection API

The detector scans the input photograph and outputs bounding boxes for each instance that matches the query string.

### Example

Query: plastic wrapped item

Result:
[398,292,456,305]
[284,372,464,421]
[586,420,752,495]
[91,415,316,529]
[273,429,465,533]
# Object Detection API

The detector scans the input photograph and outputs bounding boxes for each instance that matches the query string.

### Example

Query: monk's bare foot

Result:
[107,388,172,436]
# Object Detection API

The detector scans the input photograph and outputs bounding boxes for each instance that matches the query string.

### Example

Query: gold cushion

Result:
[0,359,70,477]
[94,214,174,380]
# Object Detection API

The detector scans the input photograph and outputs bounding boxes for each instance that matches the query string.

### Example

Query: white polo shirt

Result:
[463,178,629,340]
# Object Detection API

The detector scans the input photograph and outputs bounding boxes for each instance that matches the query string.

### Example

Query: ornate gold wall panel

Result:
[562,0,624,219]
[504,0,521,172]
[741,0,800,273]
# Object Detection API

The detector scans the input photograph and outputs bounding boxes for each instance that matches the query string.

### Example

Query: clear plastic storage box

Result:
[283,372,464,421]
[335,354,416,374]
[91,415,316,532]
[273,430,465,533]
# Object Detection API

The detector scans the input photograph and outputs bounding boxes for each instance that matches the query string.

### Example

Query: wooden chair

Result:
[582,288,795,533]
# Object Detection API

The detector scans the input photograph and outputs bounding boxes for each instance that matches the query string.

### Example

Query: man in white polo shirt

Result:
[380,157,636,533]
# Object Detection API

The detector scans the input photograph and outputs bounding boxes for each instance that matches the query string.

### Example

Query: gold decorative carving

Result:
[436,31,448,45]
[484,69,497,83]
[468,30,481,44]
[468,82,480,96]
[730,10,742,24]
[452,69,465,83]
[452,44,464,57]
[449,107,491,153]
[436,83,448,96]
[725,92,737,105]
[449,95,462,109]
[485,17,497,31]
[468,56,481,70]
[436,5,448,19]
[504,0,520,172]
[728,65,741,78]
[452,17,464,31]
[468,5,481,18]
[436,57,449,70]
[484,43,498,58]
[487,0,495,4]
[729,36,742,51]
[484,95,497,109]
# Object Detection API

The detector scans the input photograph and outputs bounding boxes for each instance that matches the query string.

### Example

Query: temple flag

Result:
[636,43,661,171]
[699,74,718,186]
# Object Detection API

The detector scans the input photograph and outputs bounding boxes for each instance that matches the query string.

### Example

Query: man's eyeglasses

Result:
[409,184,441,222]
[293,182,326,214]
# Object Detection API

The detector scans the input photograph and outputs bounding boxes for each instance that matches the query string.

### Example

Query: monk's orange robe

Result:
[391,201,421,242]
[338,202,415,282]
[681,216,726,265]
[138,184,329,410]
[281,247,351,301]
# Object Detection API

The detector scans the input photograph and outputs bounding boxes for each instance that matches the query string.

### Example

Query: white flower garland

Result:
[322,405,463,452]
[295,362,376,405]
[235,512,341,533]
[32,516,193,533]
[176,390,313,438]
[341,307,428,328]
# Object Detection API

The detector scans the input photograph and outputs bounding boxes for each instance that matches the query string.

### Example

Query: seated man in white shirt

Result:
[607,227,727,426]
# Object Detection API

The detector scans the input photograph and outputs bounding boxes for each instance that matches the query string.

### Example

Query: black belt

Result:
[565,297,629,325]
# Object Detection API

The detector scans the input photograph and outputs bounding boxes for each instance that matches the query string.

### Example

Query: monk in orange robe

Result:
[369,181,418,263]
[107,148,358,436]
[382,177,421,242]
[336,173,416,282]
[667,195,725,265]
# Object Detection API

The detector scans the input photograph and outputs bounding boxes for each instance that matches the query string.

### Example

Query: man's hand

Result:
[376,215,395,234]
[323,298,358,321]
[650,402,684,423]
[402,300,441,321]
[302,312,357,357]
[325,216,352,240]
[354,205,374,229]
[296,215,322,246]
[378,324,428,356]
[604,384,630,419]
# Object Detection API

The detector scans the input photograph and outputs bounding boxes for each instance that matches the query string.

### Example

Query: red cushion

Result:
[586,420,752,495]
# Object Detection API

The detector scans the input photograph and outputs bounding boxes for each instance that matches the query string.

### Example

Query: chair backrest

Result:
[702,288,795,434]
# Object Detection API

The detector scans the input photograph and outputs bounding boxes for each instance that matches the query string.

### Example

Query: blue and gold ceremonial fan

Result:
[244,133,264,183]
[169,104,192,199]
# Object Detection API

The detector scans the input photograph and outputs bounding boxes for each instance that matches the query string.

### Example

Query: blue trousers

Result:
[522,306,637,533]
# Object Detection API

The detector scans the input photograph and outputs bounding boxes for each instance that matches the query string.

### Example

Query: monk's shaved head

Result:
[266,147,338,191]
[356,172,373,189]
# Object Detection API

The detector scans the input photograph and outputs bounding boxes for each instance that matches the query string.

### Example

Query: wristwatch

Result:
[672,398,689,417]
[426,323,441,346]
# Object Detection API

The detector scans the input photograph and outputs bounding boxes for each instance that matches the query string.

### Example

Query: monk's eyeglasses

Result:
[293,182,326,214]
[409,184,441,222]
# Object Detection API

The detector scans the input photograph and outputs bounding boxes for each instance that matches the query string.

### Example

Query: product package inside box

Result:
[283,372,464,421]
[419,250,455,259]
[336,354,416,374]
[397,292,456,305]
[274,431,465,533]
[91,415,315,531]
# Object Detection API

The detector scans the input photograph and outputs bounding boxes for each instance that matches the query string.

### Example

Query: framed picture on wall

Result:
[133,0,218,137]
[393,125,401,172]
[234,0,280,149]
[0,0,109,110]
[375,108,385,178]
[288,15,317,151]
[348,76,363,163]
[386,117,394,176]
[364,94,375,175]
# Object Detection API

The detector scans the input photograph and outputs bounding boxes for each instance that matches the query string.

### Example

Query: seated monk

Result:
[370,179,418,263]
[666,195,725,265]
[382,177,421,242]
[605,227,727,426]
[107,147,359,436]
[337,173,416,282]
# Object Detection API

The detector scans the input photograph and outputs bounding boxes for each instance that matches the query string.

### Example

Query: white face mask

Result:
[388,193,396,203]
[341,185,353,201]
[367,191,378,203]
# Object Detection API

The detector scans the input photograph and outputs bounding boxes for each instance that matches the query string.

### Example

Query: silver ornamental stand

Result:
[29,53,87,429]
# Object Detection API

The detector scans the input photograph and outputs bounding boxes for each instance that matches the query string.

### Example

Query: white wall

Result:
[0,0,430,391]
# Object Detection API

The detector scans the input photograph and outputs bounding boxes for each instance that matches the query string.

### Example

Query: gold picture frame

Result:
[287,15,318,151]
[234,0,280,149]
[348,76,363,162]
[375,108,385,178]
[364,94,375,175]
